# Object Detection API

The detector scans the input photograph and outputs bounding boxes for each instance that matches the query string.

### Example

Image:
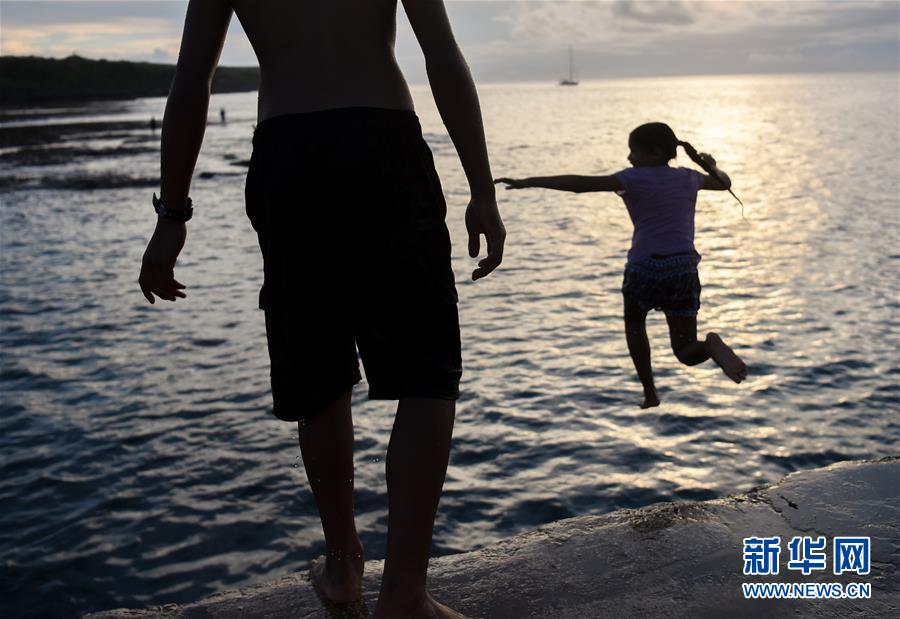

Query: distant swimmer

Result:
[496,122,747,408]
[219,108,226,124]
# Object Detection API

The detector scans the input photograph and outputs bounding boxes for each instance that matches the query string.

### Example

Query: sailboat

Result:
[559,46,579,86]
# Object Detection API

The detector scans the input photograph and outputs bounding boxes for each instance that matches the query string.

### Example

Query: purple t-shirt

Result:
[613,165,706,263]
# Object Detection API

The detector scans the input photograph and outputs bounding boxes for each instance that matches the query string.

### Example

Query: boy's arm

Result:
[159,0,233,211]
[495,175,623,193]
[139,0,232,305]
[402,0,505,281]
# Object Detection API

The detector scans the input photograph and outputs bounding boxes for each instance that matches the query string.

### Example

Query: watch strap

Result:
[153,193,193,222]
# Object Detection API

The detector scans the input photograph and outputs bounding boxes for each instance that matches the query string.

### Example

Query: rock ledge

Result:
[86,456,899,618]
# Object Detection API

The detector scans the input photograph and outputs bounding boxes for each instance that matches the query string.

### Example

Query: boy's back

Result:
[229,0,415,120]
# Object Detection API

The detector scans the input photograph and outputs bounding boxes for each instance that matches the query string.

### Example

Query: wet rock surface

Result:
[86,457,899,619]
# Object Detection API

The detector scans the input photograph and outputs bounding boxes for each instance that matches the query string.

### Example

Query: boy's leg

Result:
[345,110,464,617]
[375,397,457,616]
[299,389,365,603]
[624,296,659,408]
[666,314,748,383]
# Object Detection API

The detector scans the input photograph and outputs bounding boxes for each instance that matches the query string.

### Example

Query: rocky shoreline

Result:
[85,456,899,618]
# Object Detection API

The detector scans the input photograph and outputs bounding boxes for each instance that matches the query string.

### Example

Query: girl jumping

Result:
[495,122,747,408]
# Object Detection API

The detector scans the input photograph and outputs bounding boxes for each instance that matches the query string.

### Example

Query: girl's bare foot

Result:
[640,388,660,409]
[640,395,660,409]
[309,544,364,604]
[706,333,748,383]
[374,591,470,619]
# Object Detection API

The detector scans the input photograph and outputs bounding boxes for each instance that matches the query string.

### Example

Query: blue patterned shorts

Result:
[622,252,701,318]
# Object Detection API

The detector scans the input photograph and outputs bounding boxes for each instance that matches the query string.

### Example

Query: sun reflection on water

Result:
[0,72,897,614]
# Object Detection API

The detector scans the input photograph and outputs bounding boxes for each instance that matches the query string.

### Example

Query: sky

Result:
[1,1,898,82]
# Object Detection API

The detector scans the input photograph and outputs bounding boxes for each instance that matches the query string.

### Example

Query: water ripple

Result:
[1,75,898,617]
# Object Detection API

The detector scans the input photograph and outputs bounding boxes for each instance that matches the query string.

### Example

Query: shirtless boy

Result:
[138,2,505,617]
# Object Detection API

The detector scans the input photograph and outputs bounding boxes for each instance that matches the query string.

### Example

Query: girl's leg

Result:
[665,314,709,366]
[375,397,460,618]
[624,296,659,408]
[300,389,365,603]
[666,314,748,383]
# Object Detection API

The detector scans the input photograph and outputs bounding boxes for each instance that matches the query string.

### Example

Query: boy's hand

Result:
[494,177,526,190]
[465,195,506,281]
[138,220,188,304]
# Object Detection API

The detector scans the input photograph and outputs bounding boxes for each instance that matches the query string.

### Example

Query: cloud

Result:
[0,3,253,64]
[612,1,695,26]
[0,0,897,79]
[747,51,803,66]
[498,0,900,44]
[470,0,899,79]
[150,47,175,63]
[1,17,180,59]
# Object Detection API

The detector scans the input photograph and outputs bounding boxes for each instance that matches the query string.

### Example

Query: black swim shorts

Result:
[622,252,702,318]
[245,107,462,421]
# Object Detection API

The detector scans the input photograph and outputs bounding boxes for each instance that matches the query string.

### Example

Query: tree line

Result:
[0,55,259,104]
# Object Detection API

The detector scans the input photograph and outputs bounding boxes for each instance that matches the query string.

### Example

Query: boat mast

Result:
[569,46,575,82]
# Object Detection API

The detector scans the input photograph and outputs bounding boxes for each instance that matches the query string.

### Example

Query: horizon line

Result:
[3,53,896,86]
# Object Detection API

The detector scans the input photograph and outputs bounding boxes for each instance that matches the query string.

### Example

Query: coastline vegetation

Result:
[0,55,259,104]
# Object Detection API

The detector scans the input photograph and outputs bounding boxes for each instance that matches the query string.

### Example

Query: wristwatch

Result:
[152,193,193,222]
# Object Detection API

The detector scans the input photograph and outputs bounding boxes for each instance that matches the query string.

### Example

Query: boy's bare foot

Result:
[374,591,470,619]
[309,544,365,604]
[706,333,748,383]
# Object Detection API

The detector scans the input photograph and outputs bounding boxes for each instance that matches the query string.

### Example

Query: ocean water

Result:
[1,73,898,617]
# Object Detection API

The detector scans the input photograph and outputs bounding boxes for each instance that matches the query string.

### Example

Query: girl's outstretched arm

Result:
[494,175,623,193]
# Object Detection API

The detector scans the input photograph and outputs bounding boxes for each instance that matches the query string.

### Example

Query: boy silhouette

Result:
[138,1,505,618]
